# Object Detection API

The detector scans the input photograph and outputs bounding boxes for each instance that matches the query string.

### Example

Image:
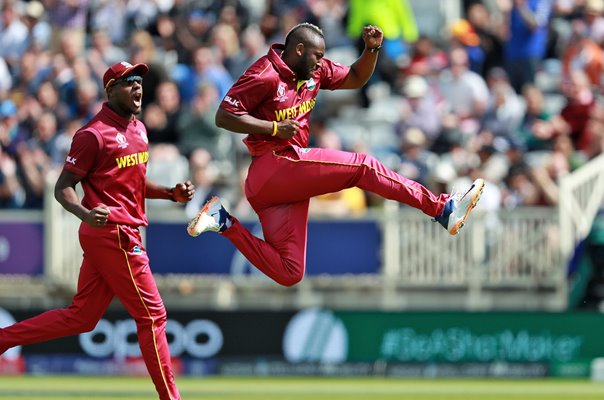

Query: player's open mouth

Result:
[132,93,142,107]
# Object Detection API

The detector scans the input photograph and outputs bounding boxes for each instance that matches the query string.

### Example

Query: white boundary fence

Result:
[559,153,604,265]
[18,153,604,311]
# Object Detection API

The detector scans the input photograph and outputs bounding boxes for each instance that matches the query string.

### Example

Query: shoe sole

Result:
[449,179,485,235]
[187,196,220,237]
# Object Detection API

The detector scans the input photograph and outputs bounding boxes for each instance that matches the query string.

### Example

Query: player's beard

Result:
[295,57,314,81]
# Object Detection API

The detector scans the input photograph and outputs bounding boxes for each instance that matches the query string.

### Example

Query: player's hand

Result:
[276,119,300,139]
[172,180,195,203]
[362,25,383,50]
[86,205,110,227]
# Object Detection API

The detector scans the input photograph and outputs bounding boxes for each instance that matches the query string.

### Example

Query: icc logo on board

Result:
[283,308,348,363]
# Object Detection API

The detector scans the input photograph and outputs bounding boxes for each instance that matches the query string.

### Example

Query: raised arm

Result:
[338,25,384,90]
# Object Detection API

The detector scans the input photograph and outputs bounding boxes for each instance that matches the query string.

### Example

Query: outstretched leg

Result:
[188,145,483,285]
[0,255,113,354]
[246,146,449,217]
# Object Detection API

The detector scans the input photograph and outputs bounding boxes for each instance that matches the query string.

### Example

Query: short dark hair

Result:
[284,23,324,49]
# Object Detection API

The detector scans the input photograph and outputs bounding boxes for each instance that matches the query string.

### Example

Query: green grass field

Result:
[1,376,604,400]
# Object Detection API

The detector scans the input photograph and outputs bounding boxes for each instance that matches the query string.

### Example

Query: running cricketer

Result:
[0,61,193,400]
[188,23,484,286]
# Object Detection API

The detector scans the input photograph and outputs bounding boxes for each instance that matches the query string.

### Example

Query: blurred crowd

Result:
[0,0,603,218]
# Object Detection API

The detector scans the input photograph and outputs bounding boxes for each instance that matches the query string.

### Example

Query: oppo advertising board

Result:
[2,308,604,378]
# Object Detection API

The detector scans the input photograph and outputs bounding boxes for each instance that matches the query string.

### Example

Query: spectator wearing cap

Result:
[450,19,485,75]
[584,0,604,46]
[22,0,50,52]
[397,127,438,187]
[397,74,442,145]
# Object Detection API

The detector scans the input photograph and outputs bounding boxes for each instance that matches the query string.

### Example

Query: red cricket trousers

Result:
[223,145,449,286]
[0,223,180,400]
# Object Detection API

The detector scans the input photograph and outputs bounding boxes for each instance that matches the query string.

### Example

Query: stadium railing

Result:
[559,153,604,268]
[6,153,604,311]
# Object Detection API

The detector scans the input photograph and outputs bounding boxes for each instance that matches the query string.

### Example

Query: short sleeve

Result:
[220,70,273,115]
[318,58,351,90]
[64,130,100,177]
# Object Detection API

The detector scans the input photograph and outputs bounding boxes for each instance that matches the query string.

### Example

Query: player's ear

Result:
[295,43,304,57]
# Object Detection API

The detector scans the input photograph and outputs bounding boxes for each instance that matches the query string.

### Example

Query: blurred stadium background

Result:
[2,0,604,396]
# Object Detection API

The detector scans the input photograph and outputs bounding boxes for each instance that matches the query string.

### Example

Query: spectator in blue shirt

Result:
[503,0,553,93]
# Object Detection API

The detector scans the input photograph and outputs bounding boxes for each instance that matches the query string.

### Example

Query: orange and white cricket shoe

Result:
[434,178,485,235]
[187,196,231,237]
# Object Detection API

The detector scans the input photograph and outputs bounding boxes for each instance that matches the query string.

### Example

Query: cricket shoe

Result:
[434,178,485,235]
[187,196,231,237]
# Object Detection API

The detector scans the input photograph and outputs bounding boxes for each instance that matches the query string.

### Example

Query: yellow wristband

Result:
[272,121,278,136]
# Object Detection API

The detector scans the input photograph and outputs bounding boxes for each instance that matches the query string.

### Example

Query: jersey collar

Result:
[268,43,298,83]
[101,102,136,129]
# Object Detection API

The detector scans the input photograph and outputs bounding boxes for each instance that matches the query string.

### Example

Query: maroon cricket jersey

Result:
[220,44,350,156]
[64,103,149,227]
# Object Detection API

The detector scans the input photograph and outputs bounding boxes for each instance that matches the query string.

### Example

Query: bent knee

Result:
[80,319,100,333]
[275,265,304,287]
[277,275,303,287]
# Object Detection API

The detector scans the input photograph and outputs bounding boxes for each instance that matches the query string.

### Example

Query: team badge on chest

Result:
[139,129,148,144]
[116,132,128,149]
[307,78,316,90]
[276,84,288,102]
